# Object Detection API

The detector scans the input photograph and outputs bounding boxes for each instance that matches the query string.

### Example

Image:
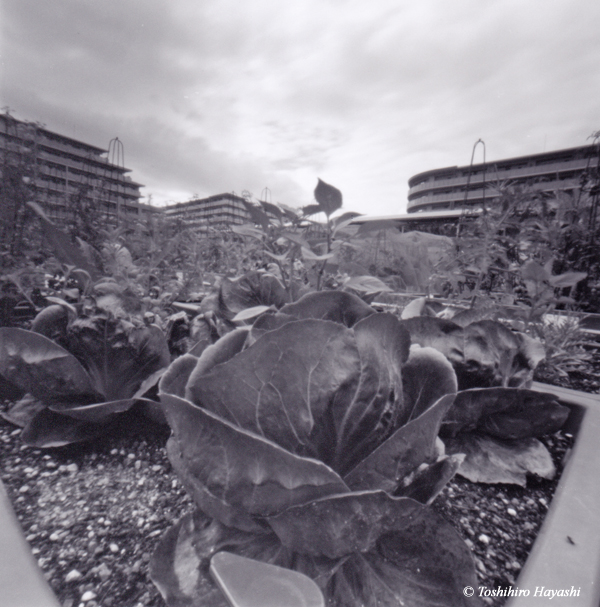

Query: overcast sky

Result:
[1,0,599,215]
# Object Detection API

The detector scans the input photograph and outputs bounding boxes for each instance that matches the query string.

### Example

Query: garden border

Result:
[505,382,600,606]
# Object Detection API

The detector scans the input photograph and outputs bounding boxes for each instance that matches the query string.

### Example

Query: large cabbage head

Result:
[152,291,480,607]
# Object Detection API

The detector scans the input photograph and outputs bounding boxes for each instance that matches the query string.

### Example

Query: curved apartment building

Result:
[407,144,598,213]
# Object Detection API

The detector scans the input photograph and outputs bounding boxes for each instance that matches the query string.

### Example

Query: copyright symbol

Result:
[463,586,474,597]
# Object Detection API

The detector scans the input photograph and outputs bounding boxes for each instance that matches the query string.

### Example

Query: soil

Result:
[0,401,576,607]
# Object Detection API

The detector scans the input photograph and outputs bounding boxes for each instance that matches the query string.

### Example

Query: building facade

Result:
[164,193,261,230]
[0,113,153,227]
[407,144,599,213]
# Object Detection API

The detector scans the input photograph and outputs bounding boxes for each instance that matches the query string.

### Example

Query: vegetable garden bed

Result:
[0,391,592,607]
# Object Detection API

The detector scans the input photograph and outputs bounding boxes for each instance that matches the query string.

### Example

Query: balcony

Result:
[408,159,590,196]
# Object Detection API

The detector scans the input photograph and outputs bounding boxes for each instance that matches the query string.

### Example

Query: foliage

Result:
[399,312,570,486]
[151,291,480,607]
[0,299,170,447]
[437,183,595,312]
[228,180,391,302]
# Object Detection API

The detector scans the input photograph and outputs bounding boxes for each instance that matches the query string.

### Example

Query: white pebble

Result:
[49,532,61,541]
[478,534,490,544]
[109,543,119,553]
[81,590,96,601]
[507,508,517,516]
[65,569,83,582]
[66,463,79,473]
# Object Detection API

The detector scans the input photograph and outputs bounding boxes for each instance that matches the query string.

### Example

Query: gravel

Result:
[0,402,577,607]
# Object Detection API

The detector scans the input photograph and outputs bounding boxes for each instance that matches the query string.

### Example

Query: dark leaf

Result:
[333,313,410,473]
[21,407,108,448]
[301,204,323,217]
[400,317,465,367]
[160,354,199,399]
[444,434,556,486]
[280,290,375,328]
[402,346,458,421]
[0,327,99,405]
[26,201,101,281]
[151,509,335,607]
[185,320,360,459]
[160,393,349,528]
[219,271,289,319]
[241,200,271,231]
[66,318,170,402]
[343,394,455,493]
[314,179,343,217]
[268,492,424,558]
[30,304,69,339]
[325,511,481,607]
[441,388,569,439]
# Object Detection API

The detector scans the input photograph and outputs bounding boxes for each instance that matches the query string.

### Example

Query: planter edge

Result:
[0,479,61,607]
[505,382,600,606]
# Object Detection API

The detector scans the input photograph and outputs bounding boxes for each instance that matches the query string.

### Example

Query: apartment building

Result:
[0,112,154,226]
[164,193,264,230]
[407,144,599,213]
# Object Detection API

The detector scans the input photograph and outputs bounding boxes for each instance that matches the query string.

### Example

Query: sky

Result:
[1,0,599,216]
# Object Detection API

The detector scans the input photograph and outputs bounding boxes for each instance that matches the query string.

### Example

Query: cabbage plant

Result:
[151,291,480,607]
[400,314,570,485]
[0,309,170,447]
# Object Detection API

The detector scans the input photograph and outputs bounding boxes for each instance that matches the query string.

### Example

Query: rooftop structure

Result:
[0,113,154,227]
[407,144,599,213]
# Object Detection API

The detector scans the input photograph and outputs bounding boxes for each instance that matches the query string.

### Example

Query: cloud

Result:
[2,0,600,214]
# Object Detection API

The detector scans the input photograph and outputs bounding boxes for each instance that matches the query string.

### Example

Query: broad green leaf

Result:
[231,305,272,323]
[280,290,375,328]
[21,407,108,448]
[30,304,69,338]
[549,271,587,288]
[0,327,99,404]
[314,179,343,217]
[343,394,455,493]
[242,200,271,231]
[150,510,337,607]
[400,317,464,367]
[26,201,101,281]
[441,388,569,439]
[301,204,323,217]
[160,393,349,526]
[66,318,171,402]
[332,212,361,235]
[187,326,249,380]
[326,512,481,607]
[160,354,199,399]
[259,200,284,223]
[333,313,410,473]
[185,320,360,459]
[342,275,392,295]
[402,346,458,420]
[268,492,424,558]
[219,271,289,318]
[246,312,297,347]
[444,434,556,486]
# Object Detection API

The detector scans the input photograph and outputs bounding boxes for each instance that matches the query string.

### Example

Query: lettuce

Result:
[0,312,170,447]
[151,291,480,606]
